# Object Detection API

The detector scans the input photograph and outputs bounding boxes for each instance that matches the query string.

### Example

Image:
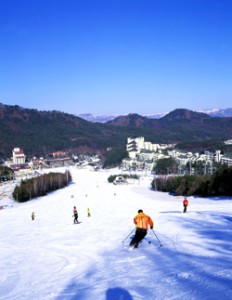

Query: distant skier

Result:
[73,206,78,224]
[87,208,91,217]
[31,212,35,220]
[129,209,153,249]
[183,197,189,213]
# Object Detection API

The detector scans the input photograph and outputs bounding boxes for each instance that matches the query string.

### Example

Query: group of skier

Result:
[30,206,91,223]
[73,206,91,224]
[30,196,189,249]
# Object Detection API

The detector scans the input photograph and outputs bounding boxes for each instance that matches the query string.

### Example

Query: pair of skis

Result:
[122,228,163,248]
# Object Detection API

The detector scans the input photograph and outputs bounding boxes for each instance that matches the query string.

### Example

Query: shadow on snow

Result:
[54,212,232,300]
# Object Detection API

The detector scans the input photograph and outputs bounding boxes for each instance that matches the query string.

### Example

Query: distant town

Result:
[123,137,232,174]
[1,136,232,183]
[0,147,101,182]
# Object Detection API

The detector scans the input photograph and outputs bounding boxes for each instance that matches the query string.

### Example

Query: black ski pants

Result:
[130,228,147,247]
[183,205,187,213]
[74,213,78,223]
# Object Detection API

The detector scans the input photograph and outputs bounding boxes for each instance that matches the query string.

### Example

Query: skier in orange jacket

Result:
[129,209,154,248]
[183,197,189,213]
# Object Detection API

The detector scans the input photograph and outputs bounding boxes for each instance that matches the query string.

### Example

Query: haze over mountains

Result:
[78,108,232,123]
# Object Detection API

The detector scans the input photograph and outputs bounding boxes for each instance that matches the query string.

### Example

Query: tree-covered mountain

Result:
[159,109,232,141]
[107,109,232,142]
[0,104,129,158]
[1,104,232,159]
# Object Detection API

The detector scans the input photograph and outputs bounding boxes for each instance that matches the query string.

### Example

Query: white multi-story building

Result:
[138,150,154,161]
[124,137,232,173]
[215,150,222,163]
[126,137,169,158]
[12,148,26,164]
[124,137,171,171]
[220,157,232,166]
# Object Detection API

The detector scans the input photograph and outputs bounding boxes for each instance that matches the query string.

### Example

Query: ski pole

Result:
[151,229,163,247]
[122,228,135,243]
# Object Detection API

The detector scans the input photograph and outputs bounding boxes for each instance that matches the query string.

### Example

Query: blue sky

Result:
[0,0,231,115]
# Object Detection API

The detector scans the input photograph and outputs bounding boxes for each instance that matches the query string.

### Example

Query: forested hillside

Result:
[1,104,232,158]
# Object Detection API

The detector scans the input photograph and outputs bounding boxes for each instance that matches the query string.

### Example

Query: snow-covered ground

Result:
[0,167,232,300]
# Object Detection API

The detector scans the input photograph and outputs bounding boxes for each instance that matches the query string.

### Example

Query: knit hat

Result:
[138,209,143,213]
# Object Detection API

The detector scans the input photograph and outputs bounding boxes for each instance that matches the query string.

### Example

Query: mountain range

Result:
[1,103,232,159]
[78,108,232,123]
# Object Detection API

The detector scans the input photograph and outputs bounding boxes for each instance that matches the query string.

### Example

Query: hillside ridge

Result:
[1,104,232,158]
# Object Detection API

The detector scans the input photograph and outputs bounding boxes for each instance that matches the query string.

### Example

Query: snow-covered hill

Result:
[0,168,232,300]
[78,108,232,123]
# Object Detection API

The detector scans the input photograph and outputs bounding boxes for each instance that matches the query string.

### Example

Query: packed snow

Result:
[0,167,232,300]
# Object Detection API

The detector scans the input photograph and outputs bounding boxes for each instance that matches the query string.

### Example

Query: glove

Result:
[150,226,153,229]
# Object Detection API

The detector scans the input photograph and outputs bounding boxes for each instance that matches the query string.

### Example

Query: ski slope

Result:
[0,167,232,300]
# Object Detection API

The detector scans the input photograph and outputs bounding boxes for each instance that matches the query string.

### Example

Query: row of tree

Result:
[0,166,15,182]
[12,171,72,202]
[151,165,232,196]
[154,157,224,176]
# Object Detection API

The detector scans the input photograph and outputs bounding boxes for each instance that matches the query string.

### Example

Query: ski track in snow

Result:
[0,167,232,300]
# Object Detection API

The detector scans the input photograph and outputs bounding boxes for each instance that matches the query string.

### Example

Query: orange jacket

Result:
[183,199,188,206]
[134,212,153,230]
